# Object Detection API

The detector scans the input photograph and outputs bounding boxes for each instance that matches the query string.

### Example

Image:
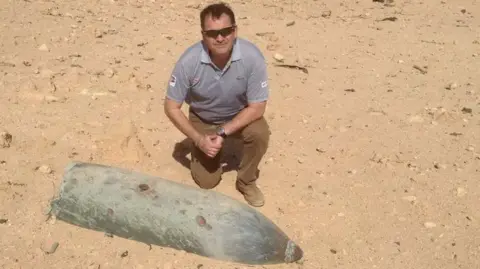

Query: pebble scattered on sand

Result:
[104,68,116,78]
[402,196,417,202]
[1,131,13,148]
[36,165,53,174]
[286,21,295,26]
[44,242,59,254]
[322,10,332,18]
[38,44,49,51]
[433,162,447,169]
[87,263,100,269]
[456,187,467,197]
[424,222,437,228]
[445,82,458,90]
[273,53,285,62]
[409,115,424,123]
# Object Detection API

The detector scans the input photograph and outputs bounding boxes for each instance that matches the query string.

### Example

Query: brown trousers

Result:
[188,110,270,189]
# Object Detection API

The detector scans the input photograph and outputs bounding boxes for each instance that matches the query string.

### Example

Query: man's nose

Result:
[215,34,225,42]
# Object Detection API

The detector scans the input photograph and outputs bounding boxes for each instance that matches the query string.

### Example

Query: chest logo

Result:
[169,75,177,87]
[261,81,268,88]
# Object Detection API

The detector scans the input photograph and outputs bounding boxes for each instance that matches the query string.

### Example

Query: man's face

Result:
[201,13,237,58]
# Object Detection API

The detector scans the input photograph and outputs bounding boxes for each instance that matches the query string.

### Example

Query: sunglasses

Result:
[202,25,236,38]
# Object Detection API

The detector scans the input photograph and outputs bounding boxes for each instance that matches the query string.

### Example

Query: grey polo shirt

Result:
[165,37,269,124]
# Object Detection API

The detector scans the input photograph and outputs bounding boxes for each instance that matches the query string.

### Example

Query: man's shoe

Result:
[236,181,265,207]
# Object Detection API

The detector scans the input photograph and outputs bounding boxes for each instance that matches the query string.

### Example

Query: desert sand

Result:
[1,0,479,268]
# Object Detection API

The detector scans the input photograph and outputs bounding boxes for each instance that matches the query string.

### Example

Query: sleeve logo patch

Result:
[169,75,177,87]
[261,81,268,88]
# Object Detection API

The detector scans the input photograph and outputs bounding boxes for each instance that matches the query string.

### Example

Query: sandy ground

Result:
[1,0,479,268]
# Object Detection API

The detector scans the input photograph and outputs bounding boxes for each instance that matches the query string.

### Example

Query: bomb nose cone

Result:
[284,240,304,263]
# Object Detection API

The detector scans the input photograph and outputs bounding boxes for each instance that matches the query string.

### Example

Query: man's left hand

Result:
[211,135,224,148]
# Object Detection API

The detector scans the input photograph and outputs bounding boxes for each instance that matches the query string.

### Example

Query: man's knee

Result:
[242,117,270,147]
[191,171,221,189]
[190,149,222,189]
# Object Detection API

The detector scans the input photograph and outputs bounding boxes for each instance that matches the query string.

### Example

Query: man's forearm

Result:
[222,102,266,136]
[165,107,202,144]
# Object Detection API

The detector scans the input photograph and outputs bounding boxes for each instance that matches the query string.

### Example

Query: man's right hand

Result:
[164,98,223,158]
[196,134,223,158]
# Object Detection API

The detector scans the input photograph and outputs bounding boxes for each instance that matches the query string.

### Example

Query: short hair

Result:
[200,2,236,29]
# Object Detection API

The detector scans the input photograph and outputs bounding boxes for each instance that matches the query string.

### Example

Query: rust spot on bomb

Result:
[195,216,212,230]
[138,183,149,191]
[196,215,206,226]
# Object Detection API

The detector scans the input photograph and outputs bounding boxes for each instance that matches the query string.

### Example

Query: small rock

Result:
[445,82,458,90]
[48,214,56,225]
[424,222,437,228]
[433,162,447,169]
[44,95,60,103]
[348,169,357,175]
[330,248,337,254]
[316,147,326,153]
[456,187,466,197]
[1,131,13,148]
[0,219,7,224]
[44,242,59,254]
[104,68,116,78]
[186,2,201,9]
[273,53,284,62]
[408,115,424,123]
[37,165,53,174]
[286,21,295,26]
[402,196,417,202]
[297,158,304,164]
[413,64,428,74]
[321,10,332,18]
[87,263,100,269]
[461,107,472,114]
[38,44,49,52]
[466,145,475,152]
[94,29,104,38]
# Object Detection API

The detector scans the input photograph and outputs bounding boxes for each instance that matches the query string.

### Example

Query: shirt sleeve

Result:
[246,57,269,103]
[165,61,190,103]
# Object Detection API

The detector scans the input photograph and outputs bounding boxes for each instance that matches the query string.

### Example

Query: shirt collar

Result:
[201,38,241,64]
